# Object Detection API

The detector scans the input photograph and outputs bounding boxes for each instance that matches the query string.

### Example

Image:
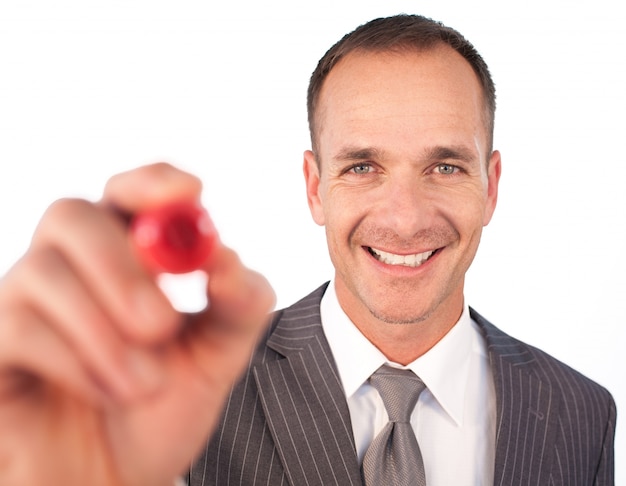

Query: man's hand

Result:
[0,163,275,485]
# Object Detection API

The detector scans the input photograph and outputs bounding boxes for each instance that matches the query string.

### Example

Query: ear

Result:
[303,150,325,226]
[483,150,502,226]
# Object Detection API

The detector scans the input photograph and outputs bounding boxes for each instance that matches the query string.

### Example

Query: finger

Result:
[31,198,180,344]
[2,246,164,401]
[186,246,275,385]
[203,246,275,330]
[101,162,203,214]
[0,304,108,406]
[0,309,124,486]
[89,246,275,485]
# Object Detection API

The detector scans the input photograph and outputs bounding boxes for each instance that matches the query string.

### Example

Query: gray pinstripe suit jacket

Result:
[188,283,616,485]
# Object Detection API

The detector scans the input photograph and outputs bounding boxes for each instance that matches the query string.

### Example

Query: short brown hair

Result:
[307,14,496,155]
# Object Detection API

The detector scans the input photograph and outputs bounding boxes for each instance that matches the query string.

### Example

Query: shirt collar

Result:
[320,280,475,426]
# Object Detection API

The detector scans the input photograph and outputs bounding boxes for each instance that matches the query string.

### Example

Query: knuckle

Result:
[35,198,94,241]
[0,305,38,355]
[44,197,92,220]
[0,247,66,306]
[151,162,202,188]
[19,246,65,282]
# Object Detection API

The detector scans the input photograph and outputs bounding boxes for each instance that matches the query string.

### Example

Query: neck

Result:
[364,318,458,365]
[336,285,465,365]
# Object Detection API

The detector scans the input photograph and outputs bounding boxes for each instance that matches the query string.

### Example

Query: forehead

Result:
[315,46,487,155]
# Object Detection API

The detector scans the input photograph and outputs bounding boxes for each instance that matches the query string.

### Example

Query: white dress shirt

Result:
[320,281,496,486]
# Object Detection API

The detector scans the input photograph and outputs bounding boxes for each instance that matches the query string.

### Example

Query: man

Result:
[188,14,615,486]
[0,13,615,486]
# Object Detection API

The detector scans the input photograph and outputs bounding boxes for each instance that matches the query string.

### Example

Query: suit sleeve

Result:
[594,394,617,486]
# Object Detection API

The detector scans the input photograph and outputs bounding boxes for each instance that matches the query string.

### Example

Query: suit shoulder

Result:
[470,308,615,406]
[250,283,329,364]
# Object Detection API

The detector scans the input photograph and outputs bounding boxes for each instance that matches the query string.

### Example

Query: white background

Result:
[1,0,624,479]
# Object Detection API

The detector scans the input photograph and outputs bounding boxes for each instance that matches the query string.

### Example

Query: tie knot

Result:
[369,365,426,423]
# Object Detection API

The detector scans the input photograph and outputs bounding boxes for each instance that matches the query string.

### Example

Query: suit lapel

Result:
[253,285,363,486]
[472,309,560,485]
[252,291,560,485]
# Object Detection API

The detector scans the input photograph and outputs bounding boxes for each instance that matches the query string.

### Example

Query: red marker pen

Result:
[131,201,218,311]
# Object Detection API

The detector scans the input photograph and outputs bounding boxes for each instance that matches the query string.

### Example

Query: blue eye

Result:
[436,163,457,175]
[351,163,372,174]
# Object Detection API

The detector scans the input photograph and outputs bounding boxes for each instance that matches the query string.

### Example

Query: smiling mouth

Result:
[367,246,437,267]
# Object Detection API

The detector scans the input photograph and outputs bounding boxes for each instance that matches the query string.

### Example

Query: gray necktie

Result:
[361,365,427,486]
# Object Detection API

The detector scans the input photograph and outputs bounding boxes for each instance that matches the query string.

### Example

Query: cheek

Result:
[321,192,364,246]
[323,221,350,276]
[434,186,489,234]
[322,208,350,243]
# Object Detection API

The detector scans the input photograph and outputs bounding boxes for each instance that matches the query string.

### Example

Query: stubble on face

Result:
[339,225,463,324]
[307,46,499,354]
[352,223,458,318]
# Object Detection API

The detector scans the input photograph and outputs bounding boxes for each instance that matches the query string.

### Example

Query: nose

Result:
[376,175,436,239]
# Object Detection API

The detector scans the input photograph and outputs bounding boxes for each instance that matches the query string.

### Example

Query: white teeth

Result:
[369,247,435,267]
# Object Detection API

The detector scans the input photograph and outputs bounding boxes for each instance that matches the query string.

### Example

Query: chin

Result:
[367,305,433,325]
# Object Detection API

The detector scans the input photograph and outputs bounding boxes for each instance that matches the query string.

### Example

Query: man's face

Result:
[304,46,501,331]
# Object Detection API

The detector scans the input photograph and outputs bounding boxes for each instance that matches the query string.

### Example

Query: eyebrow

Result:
[424,145,478,164]
[332,146,385,162]
[332,144,478,164]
